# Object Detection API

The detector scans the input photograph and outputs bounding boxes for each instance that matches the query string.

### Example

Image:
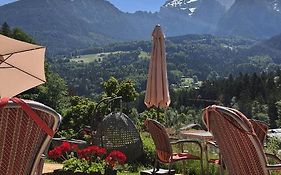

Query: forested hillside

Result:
[47,33,281,128]
[2,23,281,129]
[51,34,281,97]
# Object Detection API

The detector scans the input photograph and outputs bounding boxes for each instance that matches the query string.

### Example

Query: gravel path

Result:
[43,163,63,174]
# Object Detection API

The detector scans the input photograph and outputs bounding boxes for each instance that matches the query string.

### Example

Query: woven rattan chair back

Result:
[227,107,269,145]
[0,98,61,175]
[249,119,268,145]
[94,112,143,162]
[144,119,173,163]
[203,105,269,175]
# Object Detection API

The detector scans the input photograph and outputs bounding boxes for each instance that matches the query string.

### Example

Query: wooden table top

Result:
[180,130,213,141]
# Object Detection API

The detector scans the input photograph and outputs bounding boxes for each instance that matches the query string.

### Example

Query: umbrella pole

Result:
[156,107,160,121]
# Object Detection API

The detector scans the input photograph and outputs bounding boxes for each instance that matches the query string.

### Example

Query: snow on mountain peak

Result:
[273,1,280,12]
[163,0,199,16]
[189,7,196,15]
[164,0,198,7]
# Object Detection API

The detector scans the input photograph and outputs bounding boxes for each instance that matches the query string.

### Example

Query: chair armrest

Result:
[266,164,281,171]
[171,139,201,147]
[169,136,179,142]
[207,141,218,148]
[265,153,281,164]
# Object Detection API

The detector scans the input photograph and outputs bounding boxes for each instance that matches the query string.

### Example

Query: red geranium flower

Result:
[48,148,62,159]
[97,147,107,156]
[78,145,107,159]
[48,142,78,160]
[60,142,71,153]
[105,150,127,168]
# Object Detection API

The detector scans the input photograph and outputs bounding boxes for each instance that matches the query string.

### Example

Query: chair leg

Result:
[168,162,172,175]
[200,158,204,175]
[182,161,187,175]
[219,154,225,175]
[153,158,159,175]
[199,144,203,175]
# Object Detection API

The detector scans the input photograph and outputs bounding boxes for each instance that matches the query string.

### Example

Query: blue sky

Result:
[0,0,167,12]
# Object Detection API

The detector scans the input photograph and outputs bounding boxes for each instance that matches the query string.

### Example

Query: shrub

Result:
[48,142,127,174]
[138,132,155,166]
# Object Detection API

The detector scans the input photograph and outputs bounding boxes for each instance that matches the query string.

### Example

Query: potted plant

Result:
[48,142,127,175]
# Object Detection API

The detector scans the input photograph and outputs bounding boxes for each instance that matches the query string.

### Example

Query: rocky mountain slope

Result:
[217,0,281,37]
[0,0,280,54]
[0,0,225,53]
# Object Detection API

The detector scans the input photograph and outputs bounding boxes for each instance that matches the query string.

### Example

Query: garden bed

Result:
[44,169,117,175]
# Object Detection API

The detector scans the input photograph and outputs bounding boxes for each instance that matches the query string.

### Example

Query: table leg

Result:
[203,142,209,175]
[219,153,224,175]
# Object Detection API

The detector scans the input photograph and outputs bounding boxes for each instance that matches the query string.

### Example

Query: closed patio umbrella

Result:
[0,34,46,97]
[144,24,170,108]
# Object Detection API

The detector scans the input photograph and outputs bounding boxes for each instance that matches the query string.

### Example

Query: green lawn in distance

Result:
[71,51,129,63]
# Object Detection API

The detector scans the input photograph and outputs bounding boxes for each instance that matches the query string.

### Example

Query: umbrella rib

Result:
[3,61,46,83]
[0,53,13,64]
[0,67,13,69]
[0,48,46,83]
[0,53,13,67]
[0,46,45,56]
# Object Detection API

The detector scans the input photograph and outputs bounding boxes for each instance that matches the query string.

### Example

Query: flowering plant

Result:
[48,142,127,174]
[48,141,78,161]
[105,150,127,170]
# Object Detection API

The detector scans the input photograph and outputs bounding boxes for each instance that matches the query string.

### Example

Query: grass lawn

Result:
[71,51,129,63]
[138,51,150,60]
[71,50,149,63]
[70,53,103,63]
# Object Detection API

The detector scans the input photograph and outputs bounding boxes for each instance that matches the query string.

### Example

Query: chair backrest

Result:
[0,98,61,175]
[249,119,268,145]
[226,107,269,145]
[144,119,172,163]
[203,105,269,175]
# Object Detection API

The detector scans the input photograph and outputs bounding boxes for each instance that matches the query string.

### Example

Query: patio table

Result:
[180,130,214,175]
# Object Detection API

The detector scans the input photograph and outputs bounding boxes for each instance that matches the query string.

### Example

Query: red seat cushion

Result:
[172,153,200,161]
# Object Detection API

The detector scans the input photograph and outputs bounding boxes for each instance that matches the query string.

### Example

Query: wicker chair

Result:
[249,119,281,163]
[144,119,203,175]
[93,111,143,162]
[227,108,281,163]
[0,97,61,175]
[203,105,281,175]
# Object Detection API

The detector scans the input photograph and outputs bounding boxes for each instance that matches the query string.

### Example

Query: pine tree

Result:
[12,27,35,43]
[268,102,278,128]
[1,22,11,37]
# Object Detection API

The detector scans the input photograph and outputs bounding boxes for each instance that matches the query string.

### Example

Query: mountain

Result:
[160,0,225,34]
[0,0,225,54]
[0,0,138,54]
[217,0,281,38]
[216,0,235,9]
[1,0,280,54]
[264,33,281,51]
[249,33,281,63]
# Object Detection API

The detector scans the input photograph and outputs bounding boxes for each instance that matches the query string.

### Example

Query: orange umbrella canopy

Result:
[0,34,46,97]
[144,25,170,108]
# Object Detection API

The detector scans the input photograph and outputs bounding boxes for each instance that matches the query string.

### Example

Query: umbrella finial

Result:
[152,24,164,38]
